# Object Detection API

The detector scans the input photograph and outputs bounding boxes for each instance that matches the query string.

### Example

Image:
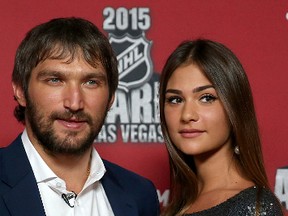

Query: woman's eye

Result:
[200,94,217,103]
[166,96,182,104]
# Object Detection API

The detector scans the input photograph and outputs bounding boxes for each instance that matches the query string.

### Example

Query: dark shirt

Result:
[185,186,283,216]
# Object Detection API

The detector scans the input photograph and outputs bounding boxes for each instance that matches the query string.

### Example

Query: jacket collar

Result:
[1,135,46,216]
[101,161,138,216]
[1,135,138,216]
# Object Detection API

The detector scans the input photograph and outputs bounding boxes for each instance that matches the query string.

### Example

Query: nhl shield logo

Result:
[109,33,153,92]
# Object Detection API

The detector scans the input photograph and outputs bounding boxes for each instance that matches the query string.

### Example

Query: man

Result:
[0,17,159,216]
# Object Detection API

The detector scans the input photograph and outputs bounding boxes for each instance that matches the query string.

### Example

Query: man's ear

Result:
[108,94,115,110]
[12,82,27,107]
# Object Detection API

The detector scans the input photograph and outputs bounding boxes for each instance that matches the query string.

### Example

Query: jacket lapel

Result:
[1,136,45,216]
[101,165,138,216]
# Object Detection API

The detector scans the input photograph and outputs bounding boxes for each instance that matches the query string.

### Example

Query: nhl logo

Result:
[109,33,153,92]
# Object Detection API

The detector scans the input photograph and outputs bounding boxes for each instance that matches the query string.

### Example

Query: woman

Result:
[159,39,283,216]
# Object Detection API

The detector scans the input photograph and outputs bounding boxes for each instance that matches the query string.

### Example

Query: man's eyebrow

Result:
[36,70,107,79]
[37,70,63,78]
[85,72,107,80]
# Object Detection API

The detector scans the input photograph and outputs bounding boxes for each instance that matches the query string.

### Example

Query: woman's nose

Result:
[181,101,199,123]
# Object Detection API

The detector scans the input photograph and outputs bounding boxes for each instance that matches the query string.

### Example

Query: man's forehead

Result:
[40,48,103,68]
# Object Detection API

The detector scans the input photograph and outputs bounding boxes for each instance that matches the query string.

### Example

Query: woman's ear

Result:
[12,82,27,107]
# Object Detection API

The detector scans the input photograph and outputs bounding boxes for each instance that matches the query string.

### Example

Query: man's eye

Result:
[86,80,96,85]
[84,80,100,87]
[200,94,217,103]
[48,78,61,83]
[166,96,182,104]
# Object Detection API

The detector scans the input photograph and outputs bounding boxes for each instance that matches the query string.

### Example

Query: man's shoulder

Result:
[101,159,160,215]
[102,159,158,200]
[0,135,23,154]
[102,159,157,193]
[103,159,150,182]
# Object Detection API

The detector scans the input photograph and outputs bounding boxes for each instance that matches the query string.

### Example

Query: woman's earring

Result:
[234,146,240,155]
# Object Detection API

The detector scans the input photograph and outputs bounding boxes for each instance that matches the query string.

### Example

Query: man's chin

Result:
[43,134,94,155]
[45,143,93,155]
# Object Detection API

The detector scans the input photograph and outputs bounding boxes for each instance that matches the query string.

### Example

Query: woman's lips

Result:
[179,129,204,138]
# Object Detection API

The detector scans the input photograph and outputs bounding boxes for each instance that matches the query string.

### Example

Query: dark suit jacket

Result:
[0,135,160,216]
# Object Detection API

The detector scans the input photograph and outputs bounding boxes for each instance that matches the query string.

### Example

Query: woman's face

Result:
[164,63,232,157]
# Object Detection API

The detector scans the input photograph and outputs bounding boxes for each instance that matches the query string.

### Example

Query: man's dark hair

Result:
[12,17,118,124]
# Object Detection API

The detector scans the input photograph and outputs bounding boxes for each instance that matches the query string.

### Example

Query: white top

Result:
[22,130,115,216]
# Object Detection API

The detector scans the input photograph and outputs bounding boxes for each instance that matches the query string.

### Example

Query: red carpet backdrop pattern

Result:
[0,1,287,214]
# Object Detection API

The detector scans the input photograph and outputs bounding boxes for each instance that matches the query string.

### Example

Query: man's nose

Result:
[63,84,84,112]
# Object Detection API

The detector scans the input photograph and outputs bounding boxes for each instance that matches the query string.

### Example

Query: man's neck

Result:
[34,144,93,193]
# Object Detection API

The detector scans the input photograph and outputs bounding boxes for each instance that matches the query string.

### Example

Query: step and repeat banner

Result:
[0,1,288,214]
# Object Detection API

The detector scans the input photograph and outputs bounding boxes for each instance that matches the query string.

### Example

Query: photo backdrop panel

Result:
[0,1,287,213]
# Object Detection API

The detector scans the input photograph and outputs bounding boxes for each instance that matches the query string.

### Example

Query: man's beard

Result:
[25,98,108,155]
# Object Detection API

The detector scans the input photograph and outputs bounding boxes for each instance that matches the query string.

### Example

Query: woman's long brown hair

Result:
[159,39,270,216]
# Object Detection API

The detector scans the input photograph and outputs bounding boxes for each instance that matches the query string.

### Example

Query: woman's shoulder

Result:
[257,187,284,215]
[184,186,284,216]
[229,186,284,216]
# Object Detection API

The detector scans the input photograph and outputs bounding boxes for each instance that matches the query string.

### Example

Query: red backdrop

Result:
[0,0,288,214]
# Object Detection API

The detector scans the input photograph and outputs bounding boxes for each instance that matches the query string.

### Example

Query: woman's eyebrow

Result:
[165,85,214,94]
[165,89,181,94]
[192,85,214,93]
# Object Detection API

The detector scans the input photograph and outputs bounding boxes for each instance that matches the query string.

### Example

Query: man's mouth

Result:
[56,119,87,130]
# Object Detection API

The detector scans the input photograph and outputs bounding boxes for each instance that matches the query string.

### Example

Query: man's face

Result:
[15,54,113,155]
